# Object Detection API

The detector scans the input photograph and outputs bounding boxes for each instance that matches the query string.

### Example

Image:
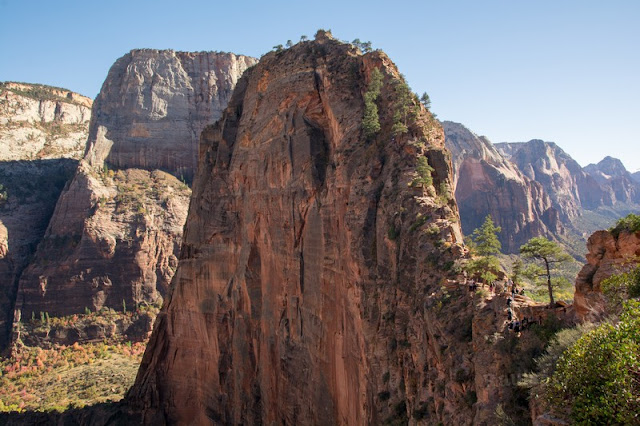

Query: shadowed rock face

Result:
[574,229,640,321]
[443,122,562,253]
[0,83,92,351]
[128,34,485,425]
[15,50,255,323]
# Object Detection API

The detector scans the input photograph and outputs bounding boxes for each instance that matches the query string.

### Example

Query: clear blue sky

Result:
[2,0,639,171]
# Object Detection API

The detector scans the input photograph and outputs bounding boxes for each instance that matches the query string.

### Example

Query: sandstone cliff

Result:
[128,33,540,426]
[84,49,257,181]
[14,51,256,324]
[496,140,606,220]
[443,122,562,253]
[574,228,640,321]
[584,156,640,205]
[0,82,92,351]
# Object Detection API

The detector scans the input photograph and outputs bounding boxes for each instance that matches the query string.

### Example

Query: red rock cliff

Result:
[128,34,481,424]
[574,228,640,321]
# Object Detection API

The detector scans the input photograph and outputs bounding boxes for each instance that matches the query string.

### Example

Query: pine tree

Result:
[472,215,502,256]
[520,237,572,306]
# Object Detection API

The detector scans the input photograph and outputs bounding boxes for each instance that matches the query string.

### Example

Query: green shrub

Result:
[362,68,383,138]
[610,213,640,238]
[601,265,640,309]
[546,301,640,424]
[409,156,434,188]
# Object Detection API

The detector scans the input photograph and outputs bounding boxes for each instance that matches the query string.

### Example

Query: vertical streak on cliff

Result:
[129,34,469,425]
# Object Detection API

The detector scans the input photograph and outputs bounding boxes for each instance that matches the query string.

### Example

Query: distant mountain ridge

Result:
[442,122,562,253]
[444,123,640,256]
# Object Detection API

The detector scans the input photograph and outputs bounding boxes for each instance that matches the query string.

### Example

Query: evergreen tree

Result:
[520,237,572,306]
[420,92,431,110]
[512,258,524,285]
[472,215,502,256]
[362,68,384,138]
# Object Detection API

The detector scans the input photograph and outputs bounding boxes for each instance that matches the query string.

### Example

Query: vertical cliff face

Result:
[85,50,257,180]
[496,140,606,219]
[0,83,92,350]
[574,229,640,321]
[15,51,256,321]
[584,156,640,205]
[443,122,562,253]
[129,34,485,425]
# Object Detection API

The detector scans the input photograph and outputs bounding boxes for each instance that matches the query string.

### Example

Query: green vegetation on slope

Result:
[0,341,144,412]
[0,82,79,105]
[546,301,640,424]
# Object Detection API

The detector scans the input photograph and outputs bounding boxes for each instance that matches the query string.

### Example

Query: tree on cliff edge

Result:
[520,237,572,306]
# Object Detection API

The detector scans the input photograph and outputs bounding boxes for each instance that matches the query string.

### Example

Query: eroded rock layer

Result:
[15,50,255,322]
[129,34,481,425]
[496,140,607,219]
[0,82,92,350]
[574,229,640,320]
[443,122,562,253]
[85,49,258,180]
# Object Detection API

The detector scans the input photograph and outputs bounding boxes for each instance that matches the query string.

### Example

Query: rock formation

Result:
[0,82,92,350]
[584,156,640,205]
[128,33,542,426]
[14,50,256,323]
[632,171,640,184]
[496,140,606,220]
[84,49,257,181]
[574,228,640,321]
[444,122,562,253]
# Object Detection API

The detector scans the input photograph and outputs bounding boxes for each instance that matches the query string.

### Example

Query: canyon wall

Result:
[14,50,256,322]
[444,122,562,253]
[0,82,92,350]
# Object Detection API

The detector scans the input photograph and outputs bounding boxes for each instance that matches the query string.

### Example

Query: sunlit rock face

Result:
[15,50,256,328]
[574,229,640,321]
[444,122,562,253]
[0,83,92,350]
[127,34,503,425]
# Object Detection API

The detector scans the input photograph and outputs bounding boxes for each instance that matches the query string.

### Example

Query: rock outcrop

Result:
[128,33,482,425]
[574,229,640,321]
[632,171,640,184]
[128,33,545,426]
[14,50,256,323]
[0,82,92,351]
[443,122,562,253]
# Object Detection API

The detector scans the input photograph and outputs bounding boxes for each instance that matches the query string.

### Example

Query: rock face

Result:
[574,229,640,321]
[584,156,640,205]
[0,82,92,351]
[128,34,487,425]
[443,122,562,253]
[496,140,606,220]
[632,171,640,184]
[14,50,255,323]
[85,49,258,181]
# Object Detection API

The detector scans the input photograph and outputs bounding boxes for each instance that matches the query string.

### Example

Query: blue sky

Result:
[1,0,638,171]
